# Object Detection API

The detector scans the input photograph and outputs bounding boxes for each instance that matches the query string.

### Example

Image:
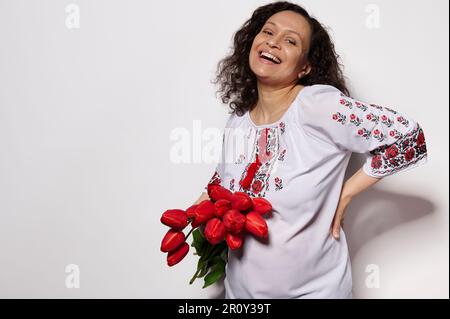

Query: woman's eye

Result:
[263,30,272,35]
[287,39,296,45]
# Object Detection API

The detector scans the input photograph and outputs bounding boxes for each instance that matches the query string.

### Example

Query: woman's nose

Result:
[266,39,280,49]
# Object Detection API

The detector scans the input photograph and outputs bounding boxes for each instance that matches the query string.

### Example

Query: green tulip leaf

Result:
[192,229,206,255]
[203,259,226,288]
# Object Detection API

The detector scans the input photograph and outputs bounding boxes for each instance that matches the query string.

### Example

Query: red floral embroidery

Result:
[229,178,235,192]
[349,114,363,126]
[369,124,427,175]
[238,126,280,197]
[385,145,399,159]
[357,128,371,139]
[396,116,410,127]
[205,170,221,191]
[278,149,286,161]
[389,129,403,139]
[274,177,283,191]
[380,115,394,127]
[279,121,286,134]
[332,112,346,124]
[370,103,383,110]
[366,113,379,124]
[332,94,418,144]
[208,171,221,185]
[372,129,386,143]
[384,107,398,114]
[251,180,263,193]
[417,131,425,146]
[339,98,353,108]
[404,148,416,161]
[371,155,382,169]
[354,100,368,111]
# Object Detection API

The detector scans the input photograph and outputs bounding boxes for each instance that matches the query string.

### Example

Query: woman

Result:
[195,1,428,299]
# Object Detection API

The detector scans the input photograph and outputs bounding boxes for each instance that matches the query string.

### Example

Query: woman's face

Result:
[249,10,311,86]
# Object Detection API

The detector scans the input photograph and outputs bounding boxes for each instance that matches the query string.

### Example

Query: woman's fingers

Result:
[332,214,341,240]
[331,206,346,240]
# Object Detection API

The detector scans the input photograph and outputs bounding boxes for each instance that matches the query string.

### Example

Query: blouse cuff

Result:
[362,123,428,178]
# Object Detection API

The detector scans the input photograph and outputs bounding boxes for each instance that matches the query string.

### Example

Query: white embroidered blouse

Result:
[204,84,428,298]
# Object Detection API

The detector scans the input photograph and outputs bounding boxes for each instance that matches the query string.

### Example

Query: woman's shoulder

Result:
[301,84,344,100]
[224,109,248,128]
[296,84,346,120]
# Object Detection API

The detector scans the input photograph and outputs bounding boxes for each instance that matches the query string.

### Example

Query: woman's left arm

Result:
[331,168,382,239]
[298,85,429,240]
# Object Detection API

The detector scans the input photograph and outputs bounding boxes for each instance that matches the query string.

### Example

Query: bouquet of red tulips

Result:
[160,182,273,288]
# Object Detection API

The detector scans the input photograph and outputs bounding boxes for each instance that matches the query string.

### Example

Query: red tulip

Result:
[160,229,185,252]
[204,218,227,245]
[222,209,246,234]
[186,204,198,219]
[160,209,188,230]
[251,197,272,216]
[167,242,190,266]
[230,192,253,211]
[226,232,244,250]
[214,199,231,218]
[207,183,233,202]
[191,200,215,228]
[245,212,268,238]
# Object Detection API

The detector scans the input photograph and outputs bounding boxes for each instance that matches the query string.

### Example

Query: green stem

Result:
[200,242,214,261]
[185,227,194,240]
[189,266,201,285]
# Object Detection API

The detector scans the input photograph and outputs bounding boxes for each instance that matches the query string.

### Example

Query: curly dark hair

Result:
[213,1,349,116]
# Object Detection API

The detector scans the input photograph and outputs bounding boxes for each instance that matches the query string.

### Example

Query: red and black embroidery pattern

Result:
[333,92,427,176]
[279,121,286,134]
[229,178,235,192]
[204,170,221,191]
[332,112,346,124]
[239,127,280,197]
[278,149,286,161]
[349,114,363,126]
[369,124,427,176]
[274,177,283,191]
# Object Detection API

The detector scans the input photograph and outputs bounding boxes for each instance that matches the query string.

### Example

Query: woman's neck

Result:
[250,84,303,125]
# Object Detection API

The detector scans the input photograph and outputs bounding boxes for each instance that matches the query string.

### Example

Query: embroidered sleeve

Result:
[298,85,428,178]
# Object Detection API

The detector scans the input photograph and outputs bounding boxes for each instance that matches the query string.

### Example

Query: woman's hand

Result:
[330,193,353,240]
[193,192,210,206]
[330,168,382,240]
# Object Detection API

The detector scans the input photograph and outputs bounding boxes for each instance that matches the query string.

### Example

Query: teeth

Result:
[260,51,281,64]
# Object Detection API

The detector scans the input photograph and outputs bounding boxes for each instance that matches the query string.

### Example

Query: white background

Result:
[0,0,448,298]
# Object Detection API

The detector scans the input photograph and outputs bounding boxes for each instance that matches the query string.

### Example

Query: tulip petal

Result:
[192,200,216,227]
[245,212,268,238]
[204,218,227,245]
[214,199,231,218]
[167,242,190,266]
[226,232,244,250]
[230,192,253,211]
[222,209,246,234]
[208,184,233,202]
[160,229,185,252]
[160,209,188,230]
[252,197,272,215]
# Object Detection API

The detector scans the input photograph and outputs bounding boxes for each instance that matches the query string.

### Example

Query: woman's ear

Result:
[298,63,312,79]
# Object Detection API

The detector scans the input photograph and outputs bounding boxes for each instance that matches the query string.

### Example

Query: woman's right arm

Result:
[193,192,210,205]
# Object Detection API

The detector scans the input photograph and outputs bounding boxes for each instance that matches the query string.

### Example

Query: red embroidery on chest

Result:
[239,153,262,190]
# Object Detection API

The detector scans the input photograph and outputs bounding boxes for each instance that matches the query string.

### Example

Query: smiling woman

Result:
[200,1,428,299]
[213,1,349,118]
